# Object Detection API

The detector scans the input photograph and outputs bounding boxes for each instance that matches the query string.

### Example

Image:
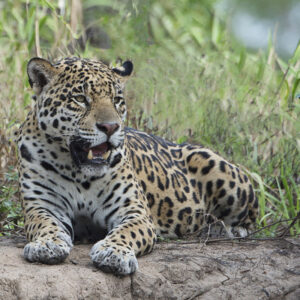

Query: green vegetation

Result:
[0,0,299,237]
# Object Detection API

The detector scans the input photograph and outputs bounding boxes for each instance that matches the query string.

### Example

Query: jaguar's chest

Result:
[56,174,132,242]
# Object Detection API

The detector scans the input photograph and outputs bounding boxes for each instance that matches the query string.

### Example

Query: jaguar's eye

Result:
[74,95,87,103]
[71,94,89,107]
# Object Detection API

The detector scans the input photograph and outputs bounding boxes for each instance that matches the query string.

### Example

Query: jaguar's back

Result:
[126,127,258,238]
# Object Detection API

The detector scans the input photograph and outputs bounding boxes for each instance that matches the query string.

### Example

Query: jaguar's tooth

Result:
[87,150,93,160]
[102,150,111,160]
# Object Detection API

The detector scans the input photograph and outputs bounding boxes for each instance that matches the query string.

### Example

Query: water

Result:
[216,0,300,59]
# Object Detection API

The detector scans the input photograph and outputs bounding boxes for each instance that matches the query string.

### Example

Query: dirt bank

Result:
[0,237,299,299]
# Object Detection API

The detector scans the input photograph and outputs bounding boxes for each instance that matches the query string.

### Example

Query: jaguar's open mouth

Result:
[70,139,112,166]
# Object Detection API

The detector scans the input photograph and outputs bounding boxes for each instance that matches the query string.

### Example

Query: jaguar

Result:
[16,57,258,275]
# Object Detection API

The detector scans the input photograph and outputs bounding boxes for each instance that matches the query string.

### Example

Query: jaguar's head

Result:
[27,57,133,174]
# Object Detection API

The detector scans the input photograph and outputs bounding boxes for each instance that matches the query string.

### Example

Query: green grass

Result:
[0,168,23,236]
[0,0,299,237]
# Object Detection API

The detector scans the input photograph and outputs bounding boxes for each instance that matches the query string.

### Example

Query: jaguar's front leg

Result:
[90,199,156,275]
[23,202,73,264]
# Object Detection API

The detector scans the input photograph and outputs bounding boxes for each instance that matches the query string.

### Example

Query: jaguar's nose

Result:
[96,122,119,137]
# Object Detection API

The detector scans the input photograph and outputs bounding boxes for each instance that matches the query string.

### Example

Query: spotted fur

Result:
[17,57,258,275]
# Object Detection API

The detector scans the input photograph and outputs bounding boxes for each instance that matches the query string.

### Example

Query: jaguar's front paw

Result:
[90,241,138,275]
[24,234,72,264]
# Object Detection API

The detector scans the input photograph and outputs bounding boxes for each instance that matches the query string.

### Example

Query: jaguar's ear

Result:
[27,57,57,95]
[112,60,133,82]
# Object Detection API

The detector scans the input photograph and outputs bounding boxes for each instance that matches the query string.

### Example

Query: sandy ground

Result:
[0,236,299,300]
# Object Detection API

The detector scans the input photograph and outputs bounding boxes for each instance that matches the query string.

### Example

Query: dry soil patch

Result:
[0,237,299,299]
